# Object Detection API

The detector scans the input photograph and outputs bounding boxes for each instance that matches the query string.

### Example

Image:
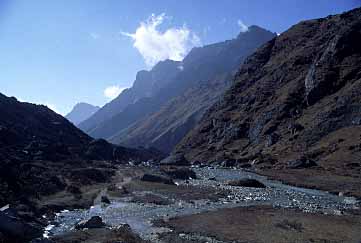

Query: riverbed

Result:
[46,166,360,242]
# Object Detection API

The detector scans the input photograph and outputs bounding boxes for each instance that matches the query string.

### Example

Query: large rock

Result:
[160,153,190,166]
[228,179,266,188]
[0,208,43,242]
[161,167,197,180]
[287,157,317,169]
[101,196,111,204]
[75,216,106,230]
[140,174,175,185]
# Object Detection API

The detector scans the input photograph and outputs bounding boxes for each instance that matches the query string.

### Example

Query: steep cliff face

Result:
[78,60,181,133]
[175,8,361,196]
[109,26,276,153]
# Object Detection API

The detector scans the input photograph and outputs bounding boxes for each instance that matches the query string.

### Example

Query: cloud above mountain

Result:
[121,13,201,67]
[104,85,127,100]
[237,19,249,32]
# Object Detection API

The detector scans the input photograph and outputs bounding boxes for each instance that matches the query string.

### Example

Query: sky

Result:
[0,0,359,115]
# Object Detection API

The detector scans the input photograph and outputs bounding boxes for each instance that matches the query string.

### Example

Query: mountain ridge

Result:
[84,26,276,153]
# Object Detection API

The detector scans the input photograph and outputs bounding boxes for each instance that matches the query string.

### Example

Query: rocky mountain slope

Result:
[78,60,181,133]
[175,8,361,196]
[88,26,276,153]
[65,102,100,126]
[112,77,231,153]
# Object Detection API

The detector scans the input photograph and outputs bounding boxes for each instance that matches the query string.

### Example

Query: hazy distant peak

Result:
[66,102,100,126]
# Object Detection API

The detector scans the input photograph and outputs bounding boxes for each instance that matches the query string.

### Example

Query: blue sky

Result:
[0,0,359,115]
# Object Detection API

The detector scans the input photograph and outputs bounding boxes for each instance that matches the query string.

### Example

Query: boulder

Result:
[160,153,190,166]
[140,174,175,185]
[0,208,43,242]
[287,157,317,169]
[75,216,106,230]
[228,178,266,188]
[161,167,197,180]
[101,196,111,204]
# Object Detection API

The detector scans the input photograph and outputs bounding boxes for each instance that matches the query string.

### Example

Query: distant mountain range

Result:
[80,25,276,153]
[66,102,100,125]
[174,7,361,197]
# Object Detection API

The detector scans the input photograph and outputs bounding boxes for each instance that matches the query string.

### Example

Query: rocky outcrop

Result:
[175,8,361,196]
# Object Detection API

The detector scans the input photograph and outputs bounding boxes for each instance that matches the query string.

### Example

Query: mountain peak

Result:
[66,102,100,126]
[237,25,276,39]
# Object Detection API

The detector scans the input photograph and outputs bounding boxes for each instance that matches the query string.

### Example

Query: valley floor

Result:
[35,164,361,243]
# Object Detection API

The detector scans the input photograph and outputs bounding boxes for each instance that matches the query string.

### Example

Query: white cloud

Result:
[90,32,100,40]
[237,20,249,32]
[104,85,127,100]
[121,13,201,67]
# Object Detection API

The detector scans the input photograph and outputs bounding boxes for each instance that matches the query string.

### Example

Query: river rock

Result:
[75,216,106,229]
[101,195,111,204]
[228,178,266,188]
[141,174,175,185]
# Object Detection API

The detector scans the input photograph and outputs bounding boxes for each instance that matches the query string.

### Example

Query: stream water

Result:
[46,167,359,241]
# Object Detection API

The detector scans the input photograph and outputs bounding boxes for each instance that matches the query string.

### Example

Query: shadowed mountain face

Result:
[83,26,276,153]
[78,59,181,133]
[175,8,361,196]
[0,93,163,206]
[0,93,92,162]
[66,102,100,126]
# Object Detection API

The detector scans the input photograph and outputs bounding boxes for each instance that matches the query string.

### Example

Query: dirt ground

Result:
[157,205,361,243]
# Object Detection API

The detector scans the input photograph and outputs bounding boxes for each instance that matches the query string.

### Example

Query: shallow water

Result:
[46,167,359,240]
